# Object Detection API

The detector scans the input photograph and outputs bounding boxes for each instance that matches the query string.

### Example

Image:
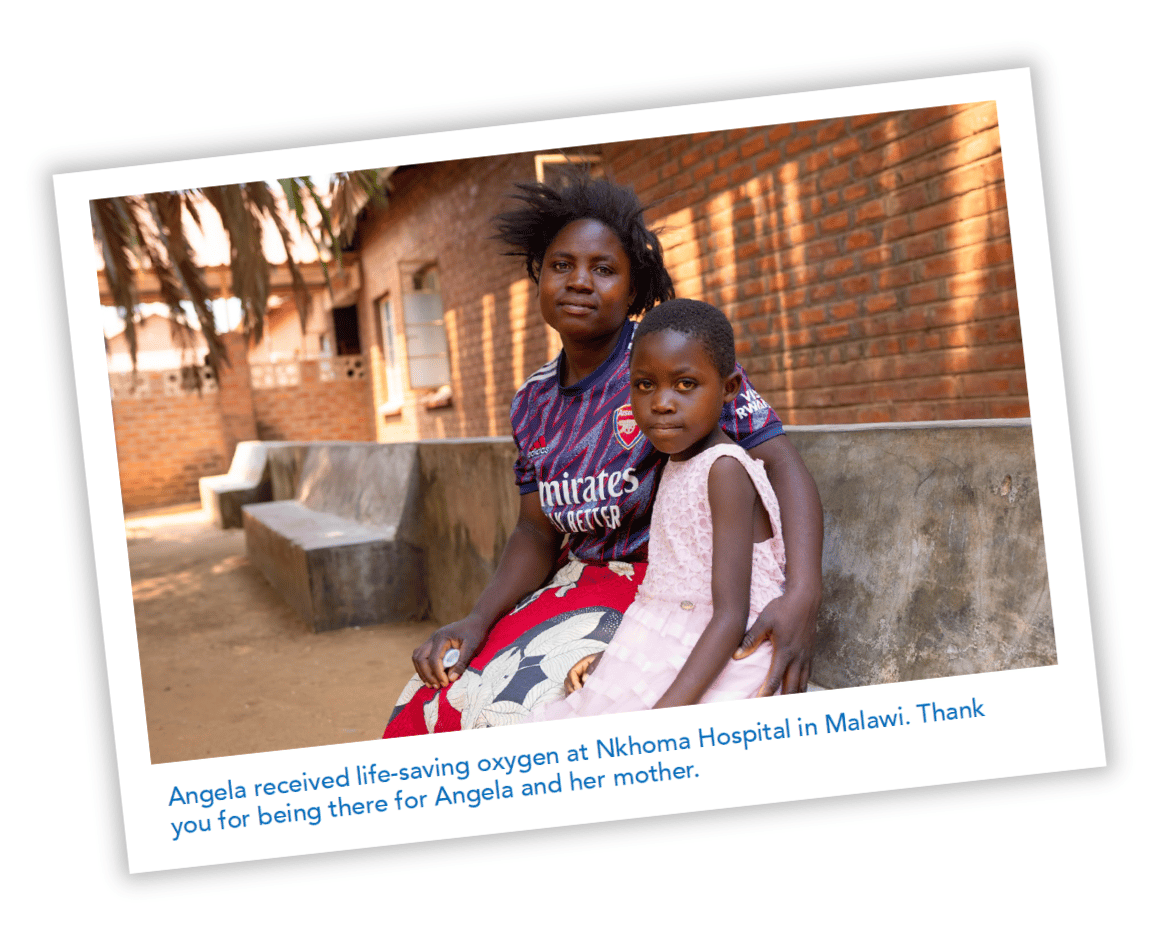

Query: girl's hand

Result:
[412,616,488,689]
[565,652,603,695]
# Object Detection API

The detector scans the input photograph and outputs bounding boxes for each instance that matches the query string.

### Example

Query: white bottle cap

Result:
[443,648,460,668]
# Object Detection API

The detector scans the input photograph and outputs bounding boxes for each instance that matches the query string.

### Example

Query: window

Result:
[375,294,404,406]
[401,265,451,390]
[535,152,603,187]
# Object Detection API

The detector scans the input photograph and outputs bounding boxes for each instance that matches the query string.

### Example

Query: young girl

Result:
[531,297,784,720]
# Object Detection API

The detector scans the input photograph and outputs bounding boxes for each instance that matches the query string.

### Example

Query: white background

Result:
[4,1,1148,930]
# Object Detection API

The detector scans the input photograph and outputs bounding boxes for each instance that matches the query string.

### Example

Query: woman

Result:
[384,175,822,736]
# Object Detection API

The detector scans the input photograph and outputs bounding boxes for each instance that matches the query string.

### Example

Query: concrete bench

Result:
[199,441,306,529]
[414,420,1055,690]
[240,421,1056,689]
[242,443,428,632]
[788,418,1054,688]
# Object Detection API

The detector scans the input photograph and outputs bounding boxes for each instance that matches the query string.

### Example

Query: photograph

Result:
[94,100,1053,764]
[14,3,1149,928]
[52,68,1102,875]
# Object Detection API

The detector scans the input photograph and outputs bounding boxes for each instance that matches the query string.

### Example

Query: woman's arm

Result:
[654,456,757,708]
[412,491,562,689]
[739,433,824,694]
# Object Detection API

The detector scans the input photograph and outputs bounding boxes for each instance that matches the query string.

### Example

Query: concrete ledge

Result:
[242,443,428,631]
[409,420,1055,689]
[789,420,1054,688]
[240,421,1056,687]
[199,441,307,528]
[414,438,521,626]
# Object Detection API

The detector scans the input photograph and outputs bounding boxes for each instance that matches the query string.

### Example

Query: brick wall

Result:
[605,102,1024,423]
[111,374,230,512]
[251,361,375,441]
[355,101,1025,434]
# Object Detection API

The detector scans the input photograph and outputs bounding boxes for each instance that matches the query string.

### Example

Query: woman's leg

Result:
[384,560,645,735]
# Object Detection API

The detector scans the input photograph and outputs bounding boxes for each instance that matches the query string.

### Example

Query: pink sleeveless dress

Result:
[530,443,786,721]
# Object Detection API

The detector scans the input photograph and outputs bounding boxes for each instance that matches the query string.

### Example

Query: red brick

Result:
[805,150,831,174]
[820,164,852,191]
[878,266,913,289]
[882,217,912,240]
[768,124,793,144]
[820,211,850,233]
[784,134,814,156]
[907,282,941,305]
[886,185,930,214]
[865,292,898,314]
[817,323,852,341]
[831,136,863,161]
[845,230,876,250]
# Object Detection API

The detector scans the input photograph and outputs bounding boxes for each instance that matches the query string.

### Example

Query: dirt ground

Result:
[127,504,435,764]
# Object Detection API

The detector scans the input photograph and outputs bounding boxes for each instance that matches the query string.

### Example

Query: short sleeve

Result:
[510,389,539,494]
[721,363,784,450]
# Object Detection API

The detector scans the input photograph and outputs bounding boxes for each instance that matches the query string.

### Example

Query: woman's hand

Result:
[412,616,489,689]
[733,581,821,695]
[565,652,603,695]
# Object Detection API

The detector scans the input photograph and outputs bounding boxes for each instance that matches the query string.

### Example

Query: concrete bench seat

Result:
[199,441,303,529]
[240,421,1056,690]
[242,443,428,632]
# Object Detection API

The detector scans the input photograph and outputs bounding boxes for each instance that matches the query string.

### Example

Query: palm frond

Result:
[200,183,270,344]
[249,182,314,333]
[331,168,393,247]
[146,191,228,380]
[91,196,142,370]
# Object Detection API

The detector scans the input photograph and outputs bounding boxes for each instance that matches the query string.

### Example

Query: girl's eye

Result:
[634,379,653,391]
[676,379,697,391]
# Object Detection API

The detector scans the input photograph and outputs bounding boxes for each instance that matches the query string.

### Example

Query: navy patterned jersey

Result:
[510,321,783,563]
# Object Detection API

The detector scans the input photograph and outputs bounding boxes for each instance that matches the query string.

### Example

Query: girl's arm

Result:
[653,456,758,708]
[739,434,824,694]
[412,492,562,689]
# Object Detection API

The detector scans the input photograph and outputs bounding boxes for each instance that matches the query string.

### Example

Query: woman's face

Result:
[537,218,635,345]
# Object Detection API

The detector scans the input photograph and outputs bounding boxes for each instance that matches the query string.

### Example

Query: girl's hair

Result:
[492,172,675,317]
[633,298,736,377]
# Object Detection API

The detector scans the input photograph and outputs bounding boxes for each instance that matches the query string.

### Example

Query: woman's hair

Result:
[492,173,675,317]
[633,298,736,377]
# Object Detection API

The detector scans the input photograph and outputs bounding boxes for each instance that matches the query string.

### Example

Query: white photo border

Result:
[53,68,1103,874]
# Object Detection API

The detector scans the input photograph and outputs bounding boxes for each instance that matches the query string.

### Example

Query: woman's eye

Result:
[594,265,614,275]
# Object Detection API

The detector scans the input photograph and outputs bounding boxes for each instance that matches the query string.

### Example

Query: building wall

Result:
[605,102,1023,423]
[111,373,230,512]
[355,101,1026,437]
[251,360,374,441]
[110,353,374,512]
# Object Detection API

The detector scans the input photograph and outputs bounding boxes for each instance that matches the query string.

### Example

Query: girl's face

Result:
[538,218,635,346]
[630,330,741,462]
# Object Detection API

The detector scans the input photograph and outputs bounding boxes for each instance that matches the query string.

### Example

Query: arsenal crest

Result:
[613,404,642,449]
